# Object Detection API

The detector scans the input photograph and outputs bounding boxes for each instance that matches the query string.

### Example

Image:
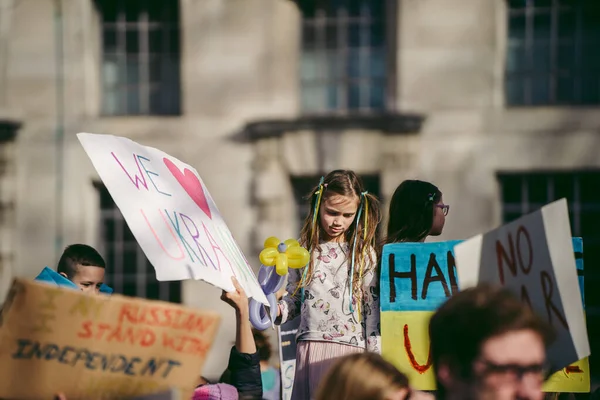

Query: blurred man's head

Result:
[430,284,555,400]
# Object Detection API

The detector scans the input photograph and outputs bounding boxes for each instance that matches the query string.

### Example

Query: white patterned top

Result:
[277,242,380,353]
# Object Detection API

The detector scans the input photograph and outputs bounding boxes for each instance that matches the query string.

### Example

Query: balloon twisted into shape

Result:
[249,237,310,330]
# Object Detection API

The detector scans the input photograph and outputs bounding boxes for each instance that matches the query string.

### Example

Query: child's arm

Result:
[363,255,381,353]
[275,267,303,325]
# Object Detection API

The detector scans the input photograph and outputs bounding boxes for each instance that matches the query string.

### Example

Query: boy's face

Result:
[62,265,105,295]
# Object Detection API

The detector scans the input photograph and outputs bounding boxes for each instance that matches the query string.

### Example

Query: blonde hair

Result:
[315,353,409,400]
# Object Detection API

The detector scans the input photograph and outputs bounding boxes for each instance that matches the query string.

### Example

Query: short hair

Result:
[430,283,555,394]
[315,352,409,400]
[252,329,272,361]
[57,244,106,279]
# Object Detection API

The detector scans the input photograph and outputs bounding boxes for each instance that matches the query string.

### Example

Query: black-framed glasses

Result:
[475,359,550,383]
[436,204,450,216]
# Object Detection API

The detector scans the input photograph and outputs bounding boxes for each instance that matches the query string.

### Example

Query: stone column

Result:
[0,116,20,302]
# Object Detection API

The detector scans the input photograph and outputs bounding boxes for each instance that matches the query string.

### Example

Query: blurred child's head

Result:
[252,328,272,362]
[386,180,447,243]
[57,244,106,295]
[300,170,381,246]
[315,352,410,400]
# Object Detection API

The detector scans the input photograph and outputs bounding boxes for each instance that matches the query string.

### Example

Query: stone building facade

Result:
[3,0,600,380]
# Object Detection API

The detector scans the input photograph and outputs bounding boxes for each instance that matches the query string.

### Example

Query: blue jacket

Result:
[34,267,113,294]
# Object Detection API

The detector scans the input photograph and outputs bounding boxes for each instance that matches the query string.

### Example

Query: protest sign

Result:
[0,279,220,400]
[454,199,589,373]
[380,241,461,389]
[381,235,590,392]
[278,317,300,400]
[77,133,268,306]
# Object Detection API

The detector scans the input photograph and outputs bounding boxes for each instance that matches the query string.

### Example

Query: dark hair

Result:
[298,170,382,299]
[252,329,272,361]
[57,244,106,279]
[386,180,442,243]
[429,283,555,396]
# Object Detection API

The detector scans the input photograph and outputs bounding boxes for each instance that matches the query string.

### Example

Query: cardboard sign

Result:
[278,318,300,400]
[454,199,589,373]
[380,241,461,390]
[0,279,220,400]
[380,236,590,392]
[77,133,268,306]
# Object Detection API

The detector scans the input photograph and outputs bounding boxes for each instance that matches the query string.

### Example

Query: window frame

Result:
[96,0,182,116]
[299,0,397,115]
[504,0,600,106]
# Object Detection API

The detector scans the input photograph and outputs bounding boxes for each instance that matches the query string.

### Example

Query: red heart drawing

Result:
[163,158,212,219]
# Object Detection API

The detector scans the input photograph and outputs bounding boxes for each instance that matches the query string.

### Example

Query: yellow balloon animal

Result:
[258,236,310,276]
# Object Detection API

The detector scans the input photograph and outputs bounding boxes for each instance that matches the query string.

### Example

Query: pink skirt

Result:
[291,340,364,400]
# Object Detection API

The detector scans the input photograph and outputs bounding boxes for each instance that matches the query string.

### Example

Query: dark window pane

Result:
[325,24,338,50]
[349,83,361,109]
[126,59,140,85]
[99,1,118,22]
[503,211,524,224]
[531,76,550,104]
[556,76,575,103]
[147,282,160,300]
[500,175,523,203]
[149,29,163,54]
[554,175,574,202]
[348,23,361,47]
[125,0,140,22]
[580,75,600,104]
[348,49,361,78]
[506,77,526,105]
[581,46,600,71]
[122,280,137,297]
[102,88,124,115]
[371,21,385,47]
[103,28,118,53]
[126,87,140,114]
[123,249,137,273]
[580,174,600,203]
[532,43,551,72]
[509,14,526,42]
[506,44,526,72]
[580,212,600,239]
[557,9,576,40]
[508,0,528,9]
[126,30,139,53]
[557,43,575,72]
[102,56,124,87]
[526,176,548,203]
[302,25,317,49]
[168,29,180,54]
[533,11,551,41]
[370,50,386,78]
[370,83,385,109]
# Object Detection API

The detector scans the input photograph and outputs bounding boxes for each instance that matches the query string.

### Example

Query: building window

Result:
[96,183,181,302]
[505,0,600,105]
[96,0,181,115]
[291,174,381,233]
[498,171,600,373]
[299,0,391,114]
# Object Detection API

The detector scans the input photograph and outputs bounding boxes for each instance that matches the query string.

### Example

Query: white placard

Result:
[78,133,268,305]
[454,199,589,371]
